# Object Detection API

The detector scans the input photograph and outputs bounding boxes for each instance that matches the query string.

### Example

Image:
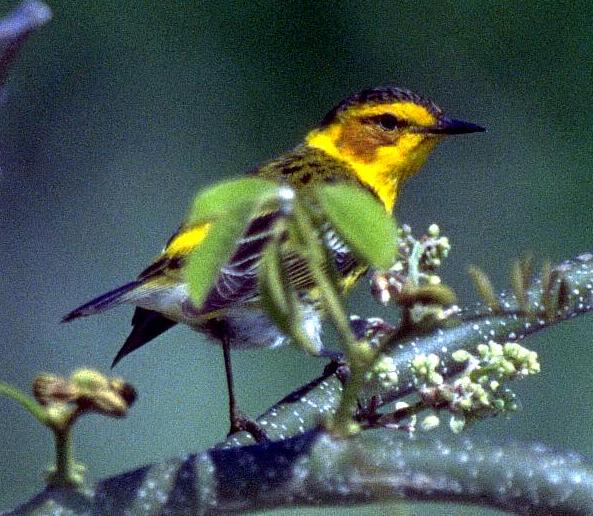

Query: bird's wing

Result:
[136,222,212,281]
[198,210,279,311]
[201,222,362,312]
[138,210,361,315]
[137,210,279,310]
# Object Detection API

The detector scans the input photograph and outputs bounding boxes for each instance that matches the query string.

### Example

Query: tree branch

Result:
[4,2,593,513]
[0,1,51,98]
[9,429,593,515]
[6,251,593,514]
[223,251,593,447]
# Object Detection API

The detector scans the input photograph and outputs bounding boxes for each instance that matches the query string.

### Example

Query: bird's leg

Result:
[222,335,238,430]
[321,350,350,386]
[221,336,269,442]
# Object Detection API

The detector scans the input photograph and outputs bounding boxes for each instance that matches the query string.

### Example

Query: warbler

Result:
[64,86,484,435]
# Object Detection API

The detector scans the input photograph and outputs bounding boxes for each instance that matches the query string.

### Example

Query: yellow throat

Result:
[305,101,442,212]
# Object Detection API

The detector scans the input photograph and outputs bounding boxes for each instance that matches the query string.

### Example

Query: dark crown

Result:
[319,86,442,127]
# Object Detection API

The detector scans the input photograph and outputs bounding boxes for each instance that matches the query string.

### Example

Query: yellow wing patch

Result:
[164,223,211,257]
[137,222,213,280]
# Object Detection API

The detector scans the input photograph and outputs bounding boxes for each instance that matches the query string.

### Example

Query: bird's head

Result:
[306,86,485,211]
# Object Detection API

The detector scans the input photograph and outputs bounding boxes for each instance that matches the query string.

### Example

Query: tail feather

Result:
[62,280,142,322]
[111,308,177,367]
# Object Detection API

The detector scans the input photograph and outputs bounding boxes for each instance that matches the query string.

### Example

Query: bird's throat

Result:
[306,127,435,212]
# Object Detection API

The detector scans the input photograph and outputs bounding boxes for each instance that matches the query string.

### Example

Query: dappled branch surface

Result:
[8,429,593,515]
[224,251,593,446]
[6,251,593,514]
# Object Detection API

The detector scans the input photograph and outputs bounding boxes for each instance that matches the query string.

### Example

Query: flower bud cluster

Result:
[371,224,453,311]
[420,224,451,271]
[33,369,136,418]
[364,354,398,389]
[410,353,444,387]
[409,342,539,434]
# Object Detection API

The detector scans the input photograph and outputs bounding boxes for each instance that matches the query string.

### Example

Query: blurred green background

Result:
[1,1,592,514]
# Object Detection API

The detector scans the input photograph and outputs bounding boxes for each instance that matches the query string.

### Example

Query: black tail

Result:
[62,281,141,322]
[111,307,177,367]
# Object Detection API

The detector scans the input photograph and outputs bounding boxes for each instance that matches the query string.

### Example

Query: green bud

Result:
[367,354,399,388]
[427,353,440,369]
[420,414,440,431]
[449,414,466,434]
[452,350,471,363]
[427,274,442,285]
[493,398,505,410]
[87,390,128,417]
[477,392,490,407]
[438,236,450,250]
[477,375,488,385]
[477,344,489,358]
[439,386,454,402]
[458,398,473,410]
[70,369,109,392]
[456,376,471,389]
[428,372,444,385]
[528,355,541,374]
[489,342,503,356]
[501,360,517,376]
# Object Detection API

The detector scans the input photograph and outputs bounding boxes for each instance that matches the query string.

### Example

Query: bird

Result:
[63,85,485,437]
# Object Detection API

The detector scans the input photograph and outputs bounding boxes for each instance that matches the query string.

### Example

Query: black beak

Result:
[430,116,486,135]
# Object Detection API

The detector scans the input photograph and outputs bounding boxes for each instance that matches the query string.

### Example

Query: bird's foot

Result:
[228,412,269,443]
[322,354,350,386]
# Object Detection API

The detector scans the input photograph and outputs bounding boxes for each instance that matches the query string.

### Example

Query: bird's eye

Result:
[375,114,403,131]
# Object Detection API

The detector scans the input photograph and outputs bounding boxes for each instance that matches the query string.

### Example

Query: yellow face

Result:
[306,101,443,211]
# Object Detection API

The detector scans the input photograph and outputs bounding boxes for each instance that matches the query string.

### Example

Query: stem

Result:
[47,408,83,487]
[53,428,75,485]
[292,200,377,434]
[331,368,367,432]
[307,262,369,431]
[1,379,83,486]
[292,201,359,354]
[0,380,47,424]
[1,379,82,486]
[311,257,358,354]
[407,241,423,286]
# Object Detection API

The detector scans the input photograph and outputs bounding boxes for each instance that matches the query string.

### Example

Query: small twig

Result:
[540,260,555,320]
[291,199,374,436]
[468,264,502,312]
[0,1,52,92]
[0,380,47,424]
[558,276,571,311]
